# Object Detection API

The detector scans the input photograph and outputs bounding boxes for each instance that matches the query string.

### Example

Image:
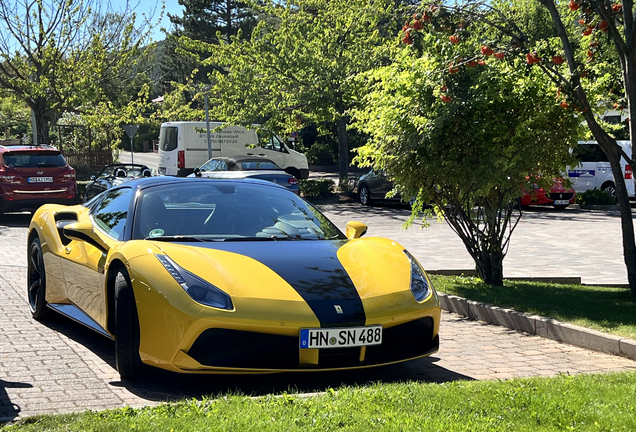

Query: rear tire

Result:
[359,184,372,206]
[114,269,146,380]
[27,237,50,321]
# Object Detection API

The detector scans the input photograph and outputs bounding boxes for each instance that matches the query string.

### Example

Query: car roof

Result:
[0,144,60,153]
[210,155,277,164]
[122,175,290,193]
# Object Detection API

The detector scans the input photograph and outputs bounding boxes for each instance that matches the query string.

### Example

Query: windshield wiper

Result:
[221,236,298,242]
[144,235,209,242]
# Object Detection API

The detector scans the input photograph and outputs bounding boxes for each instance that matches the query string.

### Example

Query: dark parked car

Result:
[0,143,77,215]
[356,170,407,206]
[83,164,152,201]
[189,155,300,194]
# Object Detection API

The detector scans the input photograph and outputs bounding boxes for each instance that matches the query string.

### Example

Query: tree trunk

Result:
[474,250,504,286]
[337,114,349,181]
[31,103,51,145]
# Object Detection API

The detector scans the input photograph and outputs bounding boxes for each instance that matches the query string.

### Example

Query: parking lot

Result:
[2,202,636,422]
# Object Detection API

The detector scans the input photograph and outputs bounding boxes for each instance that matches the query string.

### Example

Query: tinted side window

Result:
[160,127,178,152]
[92,188,132,239]
[574,144,609,162]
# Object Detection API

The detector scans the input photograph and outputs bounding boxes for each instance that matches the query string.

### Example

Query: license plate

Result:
[28,177,53,183]
[299,325,382,349]
[554,199,569,205]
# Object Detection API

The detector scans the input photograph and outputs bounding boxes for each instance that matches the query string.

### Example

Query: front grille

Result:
[545,192,574,200]
[187,317,438,370]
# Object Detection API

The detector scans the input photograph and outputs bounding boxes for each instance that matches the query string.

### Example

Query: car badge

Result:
[37,171,43,175]
[334,305,343,314]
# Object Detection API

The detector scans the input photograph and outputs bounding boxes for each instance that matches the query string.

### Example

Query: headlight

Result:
[403,250,431,302]
[156,254,233,310]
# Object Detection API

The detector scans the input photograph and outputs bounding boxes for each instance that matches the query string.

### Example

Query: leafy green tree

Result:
[162,0,260,86]
[0,0,154,145]
[182,0,398,180]
[404,0,636,293]
[354,34,581,285]
[0,92,30,139]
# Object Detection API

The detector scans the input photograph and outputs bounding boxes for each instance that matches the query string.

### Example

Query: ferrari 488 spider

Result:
[27,176,440,379]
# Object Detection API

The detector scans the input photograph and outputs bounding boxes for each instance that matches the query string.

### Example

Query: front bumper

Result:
[174,317,439,372]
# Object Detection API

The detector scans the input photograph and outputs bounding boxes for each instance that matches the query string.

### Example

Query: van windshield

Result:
[159,127,178,152]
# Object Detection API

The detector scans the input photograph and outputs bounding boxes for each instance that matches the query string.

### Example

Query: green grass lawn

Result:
[431,275,636,339]
[4,276,636,431]
[3,372,636,431]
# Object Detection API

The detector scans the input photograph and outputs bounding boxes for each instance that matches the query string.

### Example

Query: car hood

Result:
[141,237,413,327]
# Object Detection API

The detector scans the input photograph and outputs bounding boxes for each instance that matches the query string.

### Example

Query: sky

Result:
[109,0,184,41]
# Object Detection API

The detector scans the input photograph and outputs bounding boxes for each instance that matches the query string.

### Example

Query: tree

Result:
[181,0,398,180]
[404,0,636,294]
[354,28,581,285]
[162,0,260,86]
[0,0,154,145]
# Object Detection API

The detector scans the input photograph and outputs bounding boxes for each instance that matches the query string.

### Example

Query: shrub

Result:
[575,188,617,206]
[299,179,335,198]
[76,180,91,202]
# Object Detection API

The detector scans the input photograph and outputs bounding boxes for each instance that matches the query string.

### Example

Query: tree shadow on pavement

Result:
[0,379,33,423]
[0,212,32,228]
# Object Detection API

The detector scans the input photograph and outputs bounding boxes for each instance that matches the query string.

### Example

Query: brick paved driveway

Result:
[1,208,636,422]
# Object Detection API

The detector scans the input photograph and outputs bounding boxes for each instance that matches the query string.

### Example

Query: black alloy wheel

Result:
[114,269,147,379]
[27,237,50,321]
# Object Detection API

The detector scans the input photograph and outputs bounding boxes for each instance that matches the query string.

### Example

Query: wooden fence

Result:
[62,150,113,168]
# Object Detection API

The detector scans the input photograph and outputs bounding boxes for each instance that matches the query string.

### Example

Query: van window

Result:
[159,127,178,152]
[258,133,285,152]
[574,144,609,163]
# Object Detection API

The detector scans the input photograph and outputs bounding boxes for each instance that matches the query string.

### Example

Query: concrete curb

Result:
[438,293,636,361]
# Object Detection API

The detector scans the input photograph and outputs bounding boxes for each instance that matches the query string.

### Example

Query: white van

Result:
[157,121,309,179]
[568,141,634,199]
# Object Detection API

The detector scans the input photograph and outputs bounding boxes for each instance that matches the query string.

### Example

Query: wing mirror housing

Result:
[345,221,368,239]
[193,166,202,177]
[63,220,110,252]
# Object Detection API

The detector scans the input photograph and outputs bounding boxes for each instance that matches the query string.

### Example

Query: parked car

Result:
[27,176,440,379]
[0,143,77,215]
[568,141,634,201]
[189,155,299,194]
[356,170,407,206]
[520,179,576,209]
[83,164,153,201]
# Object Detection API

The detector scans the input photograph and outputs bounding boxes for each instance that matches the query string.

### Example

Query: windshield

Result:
[132,182,345,241]
[3,152,67,168]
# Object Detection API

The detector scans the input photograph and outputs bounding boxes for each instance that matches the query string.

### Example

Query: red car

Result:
[520,179,576,209]
[0,143,77,215]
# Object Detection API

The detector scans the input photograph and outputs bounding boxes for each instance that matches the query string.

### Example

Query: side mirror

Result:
[90,175,96,181]
[63,220,110,252]
[193,166,202,177]
[345,221,368,239]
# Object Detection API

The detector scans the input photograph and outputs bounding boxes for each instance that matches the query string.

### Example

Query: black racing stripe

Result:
[179,240,366,328]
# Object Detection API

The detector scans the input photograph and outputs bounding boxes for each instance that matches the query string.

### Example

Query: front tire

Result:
[28,237,50,321]
[602,182,617,202]
[114,269,146,380]
[359,184,372,206]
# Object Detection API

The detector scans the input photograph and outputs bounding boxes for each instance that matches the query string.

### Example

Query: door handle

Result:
[246,153,254,156]
[258,153,266,156]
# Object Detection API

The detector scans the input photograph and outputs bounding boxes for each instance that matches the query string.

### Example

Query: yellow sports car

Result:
[27,177,440,379]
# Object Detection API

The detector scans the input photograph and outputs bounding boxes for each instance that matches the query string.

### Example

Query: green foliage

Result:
[0,0,157,145]
[575,188,617,206]
[354,20,582,285]
[178,0,400,178]
[298,179,335,198]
